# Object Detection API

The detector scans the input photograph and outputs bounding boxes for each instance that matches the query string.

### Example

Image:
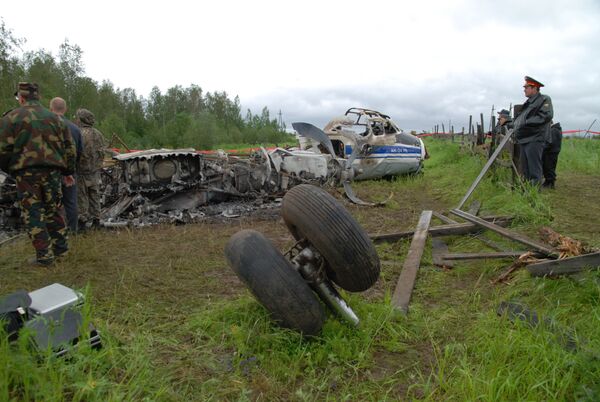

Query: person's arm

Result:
[64,123,77,175]
[525,95,553,126]
[0,115,14,172]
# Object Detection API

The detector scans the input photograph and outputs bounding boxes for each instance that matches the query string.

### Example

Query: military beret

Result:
[524,76,544,88]
[14,82,39,98]
[498,109,510,117]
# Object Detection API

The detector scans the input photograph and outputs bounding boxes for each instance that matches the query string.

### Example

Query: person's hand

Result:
[63,175,75,187]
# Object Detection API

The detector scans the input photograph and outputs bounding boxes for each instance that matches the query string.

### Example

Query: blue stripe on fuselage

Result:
[345,144,421,155]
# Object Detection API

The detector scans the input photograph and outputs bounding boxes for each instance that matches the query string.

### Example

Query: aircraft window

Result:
[343,124,369,136]
[331,140,345,157]
[384,122,397,134]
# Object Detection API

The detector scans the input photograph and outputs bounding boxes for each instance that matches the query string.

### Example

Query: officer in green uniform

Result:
[0,82,76,266]
[512,76,553,187]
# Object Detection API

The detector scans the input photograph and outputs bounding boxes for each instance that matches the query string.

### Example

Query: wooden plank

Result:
[432,211,457,225]
[370,215,513,243]
[456,128,514,210]
[432,238,453,268]
[450,209,558,257]
[441,251,527,260]
[392,211,432,313]
[527,252,600,277]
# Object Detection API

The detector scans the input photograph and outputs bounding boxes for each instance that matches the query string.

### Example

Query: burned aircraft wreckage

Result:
[0,108,427,230]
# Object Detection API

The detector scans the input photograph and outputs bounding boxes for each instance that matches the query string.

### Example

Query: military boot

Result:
[27,255,54,267]
[542,180,555,189]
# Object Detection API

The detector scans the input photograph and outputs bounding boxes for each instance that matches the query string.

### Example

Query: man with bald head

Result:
[50,97,83,233]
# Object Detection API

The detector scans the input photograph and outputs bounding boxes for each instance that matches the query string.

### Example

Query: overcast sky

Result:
[2,0,599,132]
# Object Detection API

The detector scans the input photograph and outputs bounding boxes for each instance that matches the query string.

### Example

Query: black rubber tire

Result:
[225,229,325,336]
[281,184,380,292]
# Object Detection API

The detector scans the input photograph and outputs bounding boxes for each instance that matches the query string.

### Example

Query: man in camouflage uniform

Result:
[75,108,107,229]
[0,82,76,266]
[512,76,554,187]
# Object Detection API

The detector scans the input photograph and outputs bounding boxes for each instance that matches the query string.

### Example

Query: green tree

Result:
[0,19,24,113]
[58,39,84,107]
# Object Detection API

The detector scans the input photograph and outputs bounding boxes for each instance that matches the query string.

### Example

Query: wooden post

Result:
[480,113,485,140]
[476,123,483,145]
[392,211,432,313]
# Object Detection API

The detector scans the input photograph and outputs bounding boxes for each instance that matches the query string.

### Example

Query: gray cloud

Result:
[244,70,600,134]
[242,0,600,133]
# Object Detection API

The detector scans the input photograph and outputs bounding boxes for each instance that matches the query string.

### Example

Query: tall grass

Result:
[0,297,172,401]
[559,138,600,175]
[429,269,600,401]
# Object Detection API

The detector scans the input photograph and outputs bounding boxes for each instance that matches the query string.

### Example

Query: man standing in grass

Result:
[50,97,83,233]
[0,83,76,266]
[512,76,553,187]
[75,108,107,230]
[542,122,562,189]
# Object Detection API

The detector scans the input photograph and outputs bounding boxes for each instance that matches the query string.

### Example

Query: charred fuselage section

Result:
[100,147,346,226]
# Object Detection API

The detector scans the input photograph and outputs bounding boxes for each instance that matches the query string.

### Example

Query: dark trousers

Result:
[519,141,545,186]
[542,148,560,184]
[62,181,78,232]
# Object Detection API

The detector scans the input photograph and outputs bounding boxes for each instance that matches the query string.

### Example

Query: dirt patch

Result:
[543,172,600,246]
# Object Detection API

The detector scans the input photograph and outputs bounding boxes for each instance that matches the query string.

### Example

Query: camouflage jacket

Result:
[78,125,107,174]
[0,100,76,175]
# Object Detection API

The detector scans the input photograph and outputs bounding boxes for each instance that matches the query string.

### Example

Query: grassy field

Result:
[1,138,599,401]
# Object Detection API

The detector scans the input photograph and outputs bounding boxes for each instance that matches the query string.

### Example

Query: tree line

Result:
[0,20,293,150]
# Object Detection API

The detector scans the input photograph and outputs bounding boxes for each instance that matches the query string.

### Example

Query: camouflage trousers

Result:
[15,169,68,261]
[77,171,101,223]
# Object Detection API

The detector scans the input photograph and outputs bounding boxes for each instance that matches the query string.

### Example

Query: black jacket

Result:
[513,93,553,144]
[546,122,562,152]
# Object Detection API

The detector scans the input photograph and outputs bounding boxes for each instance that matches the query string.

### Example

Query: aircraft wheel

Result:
[225,229,325,336]
[281,184,380,292]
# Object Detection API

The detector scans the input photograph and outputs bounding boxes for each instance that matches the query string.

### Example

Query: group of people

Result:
[495,75,562,189]
[0,82,108,266]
